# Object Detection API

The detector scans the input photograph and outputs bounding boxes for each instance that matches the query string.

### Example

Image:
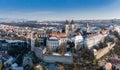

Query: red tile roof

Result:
[100,30,109,34]
[49,33,67,37]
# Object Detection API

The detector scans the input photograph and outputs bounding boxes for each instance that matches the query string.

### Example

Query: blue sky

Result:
[0,0,120,20]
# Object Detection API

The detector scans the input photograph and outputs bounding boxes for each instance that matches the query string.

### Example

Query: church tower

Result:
[71,20,75,32]
[65,20,76,37]
[86,23,90,33]
[65,20,69,35]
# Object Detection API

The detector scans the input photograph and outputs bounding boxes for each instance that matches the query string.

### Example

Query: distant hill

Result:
[0,19,120,28]
[0,18,27,23]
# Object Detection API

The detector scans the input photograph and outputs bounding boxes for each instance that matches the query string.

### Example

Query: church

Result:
[65,20,76,37]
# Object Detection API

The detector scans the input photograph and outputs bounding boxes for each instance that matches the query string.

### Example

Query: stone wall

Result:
[43,55,73,64]
[94,43,115,60]
[33,47,73,64]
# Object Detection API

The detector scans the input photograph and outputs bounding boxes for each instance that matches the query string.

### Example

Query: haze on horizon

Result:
[0,0,120,21]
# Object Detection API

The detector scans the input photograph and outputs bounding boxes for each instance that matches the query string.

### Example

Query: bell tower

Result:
[71,20,75,32]
[65,20,76,37]
[86,23,90,33]
[65,20,69,36]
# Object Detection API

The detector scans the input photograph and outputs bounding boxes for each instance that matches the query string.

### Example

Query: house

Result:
[39,34,49,48]
[84,30,109,49]
[113,25,120,34]
[71,34,83,49]
[46,33,68,49]
[47,37,59,49]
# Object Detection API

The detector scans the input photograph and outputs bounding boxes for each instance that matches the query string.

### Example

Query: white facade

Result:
[47,40,59,49]
[71,35,83,49]
[59,37,68,45]
[47,37,59,49]
[38,28,46,34]
[114,25,120,34]
[47,37,68,49]
[85,34,104,49]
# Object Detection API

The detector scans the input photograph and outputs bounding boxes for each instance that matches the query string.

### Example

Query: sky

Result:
[0,0,120,21]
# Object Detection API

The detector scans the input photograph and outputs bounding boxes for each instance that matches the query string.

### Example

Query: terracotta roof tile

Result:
[49,33,67,37]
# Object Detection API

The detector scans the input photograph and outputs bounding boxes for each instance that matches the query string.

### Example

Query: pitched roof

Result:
[100,30,109,34]
[49,33,67,37]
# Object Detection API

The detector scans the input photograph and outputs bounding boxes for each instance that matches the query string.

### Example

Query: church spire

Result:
[86,23,90,33]
[65,20,69,24]
[71,20,74,24]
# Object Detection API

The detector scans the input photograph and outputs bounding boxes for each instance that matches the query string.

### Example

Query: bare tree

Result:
[59,43,67,55]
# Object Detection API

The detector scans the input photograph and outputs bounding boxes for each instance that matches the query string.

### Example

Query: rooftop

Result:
[49,33,67,37]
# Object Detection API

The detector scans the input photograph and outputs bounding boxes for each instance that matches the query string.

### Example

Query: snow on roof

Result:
[52,53,61,56]
[71,35,83,42]
[36,65,42,68]
[49,37,58,40]
[75,35,83,39]
[65,51,72,56]
[38,28,44,31]
[6,40,25,43]
[11,63,18,67]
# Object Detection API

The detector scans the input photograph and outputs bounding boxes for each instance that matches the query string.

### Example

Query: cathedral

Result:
[65,20,76,37]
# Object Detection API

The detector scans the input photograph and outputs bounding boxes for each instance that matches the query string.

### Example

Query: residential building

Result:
[47,33,68,49]
[84,30,109,49]
[47,37,59,49]
[71,34,83,49]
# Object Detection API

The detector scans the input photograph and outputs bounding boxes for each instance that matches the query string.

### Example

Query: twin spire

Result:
[65,20,75,24]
